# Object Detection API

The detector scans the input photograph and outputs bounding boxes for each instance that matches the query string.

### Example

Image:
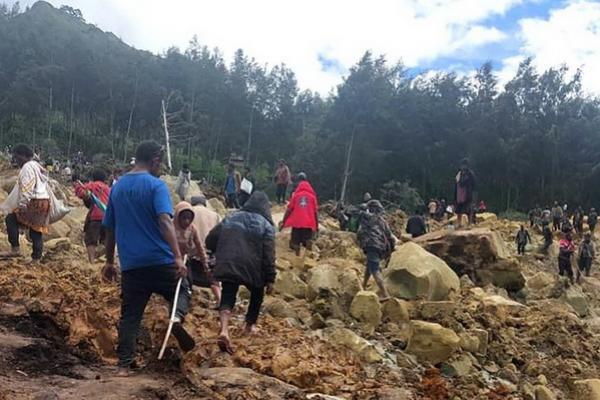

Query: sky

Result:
[9,0,600,94]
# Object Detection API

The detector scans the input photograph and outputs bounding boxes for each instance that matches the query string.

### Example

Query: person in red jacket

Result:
[280,174,318,256]
[74,168,111,263]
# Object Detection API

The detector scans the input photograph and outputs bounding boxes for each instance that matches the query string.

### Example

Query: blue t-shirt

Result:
[103,172,174,271]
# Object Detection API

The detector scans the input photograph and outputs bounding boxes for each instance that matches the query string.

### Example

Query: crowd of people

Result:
[2,143,598,377]
[521,202,598,284]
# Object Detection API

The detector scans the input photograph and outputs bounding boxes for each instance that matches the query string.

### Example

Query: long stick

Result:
[339,125,356,204]
[158,255,187,360]
[162,99,172,173]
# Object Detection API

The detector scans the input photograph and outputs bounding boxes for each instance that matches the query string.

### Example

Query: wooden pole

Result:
[339,125,356,204]
[162,99,172,172]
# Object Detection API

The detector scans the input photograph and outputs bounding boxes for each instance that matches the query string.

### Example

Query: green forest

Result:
[1,1,600,210]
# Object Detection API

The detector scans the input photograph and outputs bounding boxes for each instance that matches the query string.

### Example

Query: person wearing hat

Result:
[357,200,394,301]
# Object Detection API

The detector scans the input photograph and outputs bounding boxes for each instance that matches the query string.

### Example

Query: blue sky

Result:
[10,0,600,93]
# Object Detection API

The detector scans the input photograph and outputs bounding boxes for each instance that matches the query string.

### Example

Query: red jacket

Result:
[75,181,110,221]
[283,181,318,231]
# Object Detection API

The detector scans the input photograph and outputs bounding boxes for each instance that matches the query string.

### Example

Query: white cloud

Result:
[12,0,518,94]
[500,0,600,93]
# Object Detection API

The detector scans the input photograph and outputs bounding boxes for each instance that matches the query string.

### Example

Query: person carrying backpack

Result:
[578,233,595,278]
[357,200,394,301]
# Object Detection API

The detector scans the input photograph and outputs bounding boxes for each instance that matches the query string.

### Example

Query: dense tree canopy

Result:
[1,1,600,211]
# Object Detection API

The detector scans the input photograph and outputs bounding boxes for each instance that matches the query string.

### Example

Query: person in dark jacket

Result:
[454,158,476,229]
[542,223,553,253]
[578,233,595,278]
[206,191,276,354]
[588,208,598,234]
[406,209,427,238]
[357,200,394,301]
[516,225,532,255]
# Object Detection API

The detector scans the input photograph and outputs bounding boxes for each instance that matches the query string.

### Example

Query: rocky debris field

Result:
[2,167,600,399]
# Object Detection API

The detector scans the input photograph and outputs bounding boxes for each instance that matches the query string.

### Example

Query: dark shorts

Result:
[84,220,104,246]
[366,249,382,274]
[455,202,471,215]
[291,228,314,247]
[187,258,218,288]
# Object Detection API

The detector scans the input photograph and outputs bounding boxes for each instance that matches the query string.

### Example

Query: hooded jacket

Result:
[206,192,276,287]
[174,201,207,263]
[283,181,318,231]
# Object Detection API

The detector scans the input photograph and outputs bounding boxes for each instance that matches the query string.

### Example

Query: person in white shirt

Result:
[2,144,50,262]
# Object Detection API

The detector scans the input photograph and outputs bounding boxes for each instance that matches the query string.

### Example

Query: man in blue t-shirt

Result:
[102,140,195,376]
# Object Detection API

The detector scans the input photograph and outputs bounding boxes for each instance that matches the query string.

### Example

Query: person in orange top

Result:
[74,168,111,263]
[280,174,318,256]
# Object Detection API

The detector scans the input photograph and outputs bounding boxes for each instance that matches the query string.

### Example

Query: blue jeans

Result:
[117,265,191,367]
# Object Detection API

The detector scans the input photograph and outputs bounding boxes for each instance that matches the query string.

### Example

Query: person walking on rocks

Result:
[224,163,241,209]
[454,158,476,229]
[1,144,50,263]
[102,141,195,376]
[578,233,595,278]
[206,191,276,354]
[74,168,111,263]
[516,225,531,256]
[274,160,291,205]
[552,202,563,232]
[190,196,222,303]
[175,164,191,201]
[281,178,319,256]
[357,200,394,301]
[588,208,598,234]
[558,232,575,283]
[542,222,553,253]
[173,201,220,304]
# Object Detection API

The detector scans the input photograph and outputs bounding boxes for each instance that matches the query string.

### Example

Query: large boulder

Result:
[405,320,460,365]
[574,379,600,400]
[561,285,589,317]
[161,175,203,205]
[314,230,363,263]
[383,242,459,301]
[184,367,304,400]
[382,298,410,323]
[206,198,227,218]
[47,220,72,240]
[274,270,307,299]
[416,228,525,291]
[323,327,383,363]
[350,291,382,331]
[306,263,361,312]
